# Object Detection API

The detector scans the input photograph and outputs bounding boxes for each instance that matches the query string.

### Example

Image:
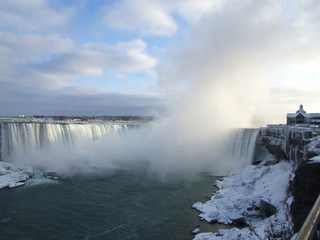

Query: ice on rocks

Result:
[43,170,59,180]
[0,162,34,189]
[193,161,293,240]
[194,227,256,240]
[192,228,201,234]
[309,155,320,163]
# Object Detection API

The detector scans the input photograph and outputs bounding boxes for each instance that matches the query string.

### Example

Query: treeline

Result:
[44,115,155,122]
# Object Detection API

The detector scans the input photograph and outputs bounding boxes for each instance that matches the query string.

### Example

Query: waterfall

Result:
[0,120,259,175]
[0,121,128,162]
[227,129,259,168]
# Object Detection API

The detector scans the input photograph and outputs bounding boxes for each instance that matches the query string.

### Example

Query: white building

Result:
[287,105,320,125]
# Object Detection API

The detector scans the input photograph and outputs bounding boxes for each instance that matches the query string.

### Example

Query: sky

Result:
[0,0,320,125]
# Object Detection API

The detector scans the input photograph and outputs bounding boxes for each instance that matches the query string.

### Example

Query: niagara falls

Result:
[1,0,320,239]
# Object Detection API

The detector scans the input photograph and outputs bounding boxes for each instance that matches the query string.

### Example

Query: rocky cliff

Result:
[257,124,320,232]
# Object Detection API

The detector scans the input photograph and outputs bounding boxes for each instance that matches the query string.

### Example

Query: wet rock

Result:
[43,170,58,179]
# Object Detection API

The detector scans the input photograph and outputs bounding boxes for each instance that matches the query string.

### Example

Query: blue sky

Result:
[0,0,320,124]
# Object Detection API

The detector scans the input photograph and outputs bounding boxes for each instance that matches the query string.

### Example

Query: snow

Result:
[308,135,320,155]
[25,171,59,186]
[192,228,201,234]
[0,162,60,189]
[0,162,34,189]
[309,156,320,163]
[0,162,61,189]
[307,134,320,163]
[193,161,294,239]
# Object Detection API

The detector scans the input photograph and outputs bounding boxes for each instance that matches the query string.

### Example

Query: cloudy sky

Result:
[0,0,319,124]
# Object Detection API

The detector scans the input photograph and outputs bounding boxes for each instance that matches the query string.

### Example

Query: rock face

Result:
[256,125,320,233]
[256,125,319,165]
[260,199,277,219]
[291,163,320,232]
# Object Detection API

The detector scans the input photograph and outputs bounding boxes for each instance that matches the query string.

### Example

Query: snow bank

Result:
[308,135,320,155]
[193,161,294,239]
[0,162,60,189]
[0,162,34,189]
[309,156,320,163]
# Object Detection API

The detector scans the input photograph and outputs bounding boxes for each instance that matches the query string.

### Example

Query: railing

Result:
[296,194,320,240]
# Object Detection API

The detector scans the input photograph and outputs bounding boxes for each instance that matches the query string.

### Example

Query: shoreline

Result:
[192,124,320,240]
[192,160,294,239]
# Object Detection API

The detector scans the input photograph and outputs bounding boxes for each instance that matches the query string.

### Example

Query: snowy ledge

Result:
[0,162,61,189]
[192,161,294,240]
[0,162,34,189]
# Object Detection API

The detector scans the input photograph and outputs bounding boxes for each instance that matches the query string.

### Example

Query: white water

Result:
[227,129,259,169]
[0,121,258,177]
[0,122,127,164]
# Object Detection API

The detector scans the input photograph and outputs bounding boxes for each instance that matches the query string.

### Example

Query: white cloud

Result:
[0,36,163,115]
[0,32,74,64]
[0,82,166,116]
[144,70,159,80]
[37,39,157,76]
[102,0,218,36]
[0,35,157,94]
[0,0,74,31]
[169,0,220,22]
[102,0,176,36]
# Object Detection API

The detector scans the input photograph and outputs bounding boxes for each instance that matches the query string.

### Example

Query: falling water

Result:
[0,121,129,162]
[227,129,259,168]
[0,119,259,176]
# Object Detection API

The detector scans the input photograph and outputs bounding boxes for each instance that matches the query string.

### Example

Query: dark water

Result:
[0,170,230,240]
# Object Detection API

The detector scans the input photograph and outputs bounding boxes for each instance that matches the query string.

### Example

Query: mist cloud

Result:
[158,0,320,127]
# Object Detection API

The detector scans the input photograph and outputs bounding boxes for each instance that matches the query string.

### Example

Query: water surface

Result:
[0,170,228,240]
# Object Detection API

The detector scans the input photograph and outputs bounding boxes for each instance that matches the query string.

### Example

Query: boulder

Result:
[260,199,277,219]
[43,170,58,179]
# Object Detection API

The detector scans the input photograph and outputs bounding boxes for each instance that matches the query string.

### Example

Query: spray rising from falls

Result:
[0,120,259,177]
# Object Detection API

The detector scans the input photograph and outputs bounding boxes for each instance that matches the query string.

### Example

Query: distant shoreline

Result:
[0,115,155,122]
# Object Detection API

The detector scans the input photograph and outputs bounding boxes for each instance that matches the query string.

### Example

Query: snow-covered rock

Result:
[43,170,59,180]
[192,228,200,234]
[0,162,34,189]
[193,161,294,240]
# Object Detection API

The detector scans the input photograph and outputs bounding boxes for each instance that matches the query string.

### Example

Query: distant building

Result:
[287,104,320,125]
